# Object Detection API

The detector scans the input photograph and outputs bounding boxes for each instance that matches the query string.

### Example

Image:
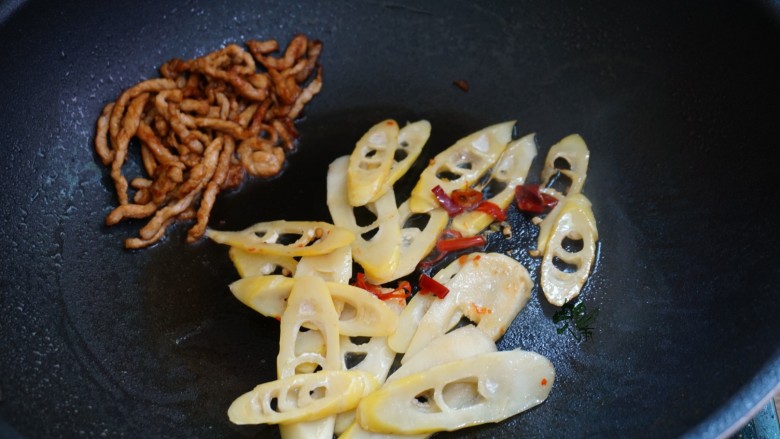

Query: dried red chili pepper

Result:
[515,184,558,214]
[351,272,383,296]
[474,201,507,221]
[418,274,450,299]
[375,280,412,301]
[419,229,476,269]
[450,188,483,209]
[353,273,411,301]
[436,235,486,253]
[432,185,464,217]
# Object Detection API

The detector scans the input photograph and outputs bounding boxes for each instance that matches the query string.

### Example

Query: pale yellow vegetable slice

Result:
[347,205,400,282]
[334,299,406,435]
[391,326,496,378]
[328,156,401,283]
[404,253,532,359]
[374,120,432,199]
[230,276,398,337]
[229,247,298,278]
[388,239,478,361]
[387,201,448,282]
[339,422,427,439]
[339,325,491,439]
[386,262,463,355]
[536,192,598,255]
[230,275,296,320]
[296,245,353,284]
[207,220,355,257]
[277,276,342,438]
[228,370,379,425]
[335,333,397,435]
[540,134,590,198]
[538,194,599,306]
[338,299,405,382]
[451,134,537,236]
[409,121,515,213]
[277,276,342,378]
[282,419,336,439]
[327,283,399,337]
[356,350,554,435]
[388,328,497,437]
[446,253,532,340]
[387,292,436,354]
[292,330,327,374]
[348,120,400,206]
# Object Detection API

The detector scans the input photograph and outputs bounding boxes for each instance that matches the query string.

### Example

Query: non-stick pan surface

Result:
[1,0,779,438]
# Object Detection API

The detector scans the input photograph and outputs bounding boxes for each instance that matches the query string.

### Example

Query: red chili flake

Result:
[474,201,507,221]
[452,79,470,92]
[515,184,558,214]
[353,273,411,301]
[419,229,479,269]
[432,185,464,217]
[457,254,470,265]
[436,235,486,253]
[434,186,509,226]
[470,303,493,315]
[418,274,450,299]
[541,378,548,386]
[450,188,483,209]
[419,230,459,267]
[374,280,412,301]
[351,272,383,296]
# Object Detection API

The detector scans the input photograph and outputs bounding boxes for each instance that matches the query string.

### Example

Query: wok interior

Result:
[0,0,779,438]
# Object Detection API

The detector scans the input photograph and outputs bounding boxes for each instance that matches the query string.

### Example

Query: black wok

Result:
[1,0,779,438]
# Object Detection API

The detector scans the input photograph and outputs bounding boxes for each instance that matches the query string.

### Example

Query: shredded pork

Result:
[95,35,323,248]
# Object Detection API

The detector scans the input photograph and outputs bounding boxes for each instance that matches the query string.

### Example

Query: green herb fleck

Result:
[553,300,599,341]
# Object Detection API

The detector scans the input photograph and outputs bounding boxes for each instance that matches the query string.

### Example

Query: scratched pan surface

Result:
[1,0,779,438]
